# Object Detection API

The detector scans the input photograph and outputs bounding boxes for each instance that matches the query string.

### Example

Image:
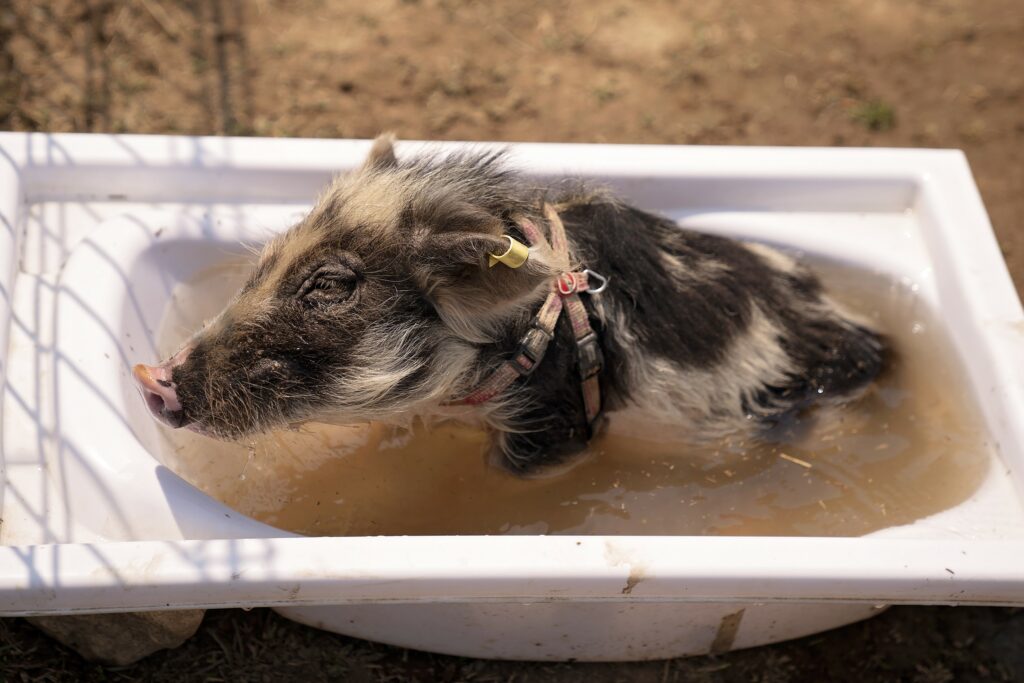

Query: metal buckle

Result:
[511,324,553,376]
[576,332,604,380]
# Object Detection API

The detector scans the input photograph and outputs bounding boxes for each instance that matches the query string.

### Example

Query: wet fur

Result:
[168,136,885,474]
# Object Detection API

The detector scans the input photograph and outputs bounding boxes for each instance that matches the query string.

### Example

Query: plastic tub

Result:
[1,133,1023,660]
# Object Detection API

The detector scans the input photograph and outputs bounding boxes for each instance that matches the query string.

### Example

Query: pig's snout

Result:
[133,347,192,428]
[133,363,187,427]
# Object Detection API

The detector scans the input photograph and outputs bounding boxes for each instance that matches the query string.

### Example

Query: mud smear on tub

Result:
[153,259,992,537]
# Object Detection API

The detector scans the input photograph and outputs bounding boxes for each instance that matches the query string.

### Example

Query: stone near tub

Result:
[27,609,206,665]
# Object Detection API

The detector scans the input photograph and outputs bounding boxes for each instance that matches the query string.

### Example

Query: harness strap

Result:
[545,206,603,425]
[452,204,604,429]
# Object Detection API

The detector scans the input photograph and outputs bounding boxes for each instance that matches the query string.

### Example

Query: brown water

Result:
[155,256,993,537]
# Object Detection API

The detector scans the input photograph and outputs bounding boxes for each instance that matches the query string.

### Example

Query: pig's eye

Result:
[298,264,358,307]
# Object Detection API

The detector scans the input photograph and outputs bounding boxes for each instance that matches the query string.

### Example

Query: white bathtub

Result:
[1,133,1023,661]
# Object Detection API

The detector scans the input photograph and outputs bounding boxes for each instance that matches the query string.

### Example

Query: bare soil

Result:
[2,0,1023,680]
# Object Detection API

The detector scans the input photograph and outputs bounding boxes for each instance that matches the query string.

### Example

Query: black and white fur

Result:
[137,135,886,475]
[496,196,885,471]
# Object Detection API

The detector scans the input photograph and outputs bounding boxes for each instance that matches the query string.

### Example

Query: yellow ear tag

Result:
[487,235,530,269]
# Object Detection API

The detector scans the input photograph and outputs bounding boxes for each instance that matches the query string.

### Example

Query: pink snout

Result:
[132,346,192,429]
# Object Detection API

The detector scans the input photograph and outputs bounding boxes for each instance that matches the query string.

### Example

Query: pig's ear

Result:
[414,228,558,343]
[362,133,398,171]
[418,230,509,274]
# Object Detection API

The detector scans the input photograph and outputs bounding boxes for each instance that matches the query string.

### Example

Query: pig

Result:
[133,135,885,474]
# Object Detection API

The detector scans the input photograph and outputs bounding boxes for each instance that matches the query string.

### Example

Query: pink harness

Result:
[451,204,607,429]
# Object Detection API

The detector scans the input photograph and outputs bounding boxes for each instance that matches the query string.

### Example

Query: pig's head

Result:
[133,135,560,439]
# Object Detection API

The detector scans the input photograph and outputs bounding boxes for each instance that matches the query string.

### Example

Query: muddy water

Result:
[154,256,992,537]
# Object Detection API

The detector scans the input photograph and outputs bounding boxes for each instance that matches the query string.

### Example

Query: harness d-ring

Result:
[583,269,609,294]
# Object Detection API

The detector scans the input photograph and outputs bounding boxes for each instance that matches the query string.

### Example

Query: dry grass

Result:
[1,606,1022,682]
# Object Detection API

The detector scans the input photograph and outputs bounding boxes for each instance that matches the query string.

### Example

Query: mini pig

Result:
[133,135,886,474]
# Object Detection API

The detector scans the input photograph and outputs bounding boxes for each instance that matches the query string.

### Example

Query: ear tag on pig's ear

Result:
[487,235,530,269]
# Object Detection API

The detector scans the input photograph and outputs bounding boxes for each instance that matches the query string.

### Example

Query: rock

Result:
[27,609,205,665]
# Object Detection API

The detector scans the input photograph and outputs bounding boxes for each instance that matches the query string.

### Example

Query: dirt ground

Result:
[1,0,1023,680]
